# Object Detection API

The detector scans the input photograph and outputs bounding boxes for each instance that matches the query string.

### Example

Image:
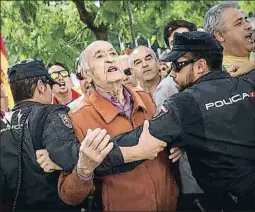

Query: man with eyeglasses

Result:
[100,31,255,211]
[159,62,171,78]
[158,20,204,212]
[0,59,82,211]
[155,20,197,111]
[119,55,138,88]
[47,62,81,106]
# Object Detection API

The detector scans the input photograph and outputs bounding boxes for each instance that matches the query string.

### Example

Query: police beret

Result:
[8,59,58,85]
[161,31,223,62]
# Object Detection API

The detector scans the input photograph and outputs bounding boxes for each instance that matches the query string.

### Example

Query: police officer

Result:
[101,31,255,211]
[0,59,80,211]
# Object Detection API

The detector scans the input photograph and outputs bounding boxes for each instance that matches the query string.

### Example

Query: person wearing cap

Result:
[0,59,115,211]
[155,19,197,111]
[101,31,255,210]
[156,21,204,211]
[47,61,81,106]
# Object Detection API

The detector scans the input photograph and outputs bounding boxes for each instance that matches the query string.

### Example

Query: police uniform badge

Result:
[152,104,169,120]
[58,113,72,128]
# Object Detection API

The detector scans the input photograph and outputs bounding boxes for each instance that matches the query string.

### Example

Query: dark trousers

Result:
[177,192,255,212]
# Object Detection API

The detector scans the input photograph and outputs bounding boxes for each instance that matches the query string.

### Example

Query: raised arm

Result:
[58,129,113,205]
[228,60,255,86]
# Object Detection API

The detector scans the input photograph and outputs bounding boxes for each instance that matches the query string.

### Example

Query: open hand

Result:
[77,128,113,178]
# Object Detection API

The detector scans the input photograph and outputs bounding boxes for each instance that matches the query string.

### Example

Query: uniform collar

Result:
[194,71,230,85]
[13,100,41,111]
[87,85,147,124]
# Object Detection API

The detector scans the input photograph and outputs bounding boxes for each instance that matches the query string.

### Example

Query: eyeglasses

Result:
[50,70,69,80]
[160,66,167,71]
[171,58,200,73]
[124,68,132,76]
[76,72,84,80]
[42,79,54,89]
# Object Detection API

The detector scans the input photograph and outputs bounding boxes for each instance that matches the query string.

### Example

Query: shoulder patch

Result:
[152,105,169,120]
[58,113,72,128]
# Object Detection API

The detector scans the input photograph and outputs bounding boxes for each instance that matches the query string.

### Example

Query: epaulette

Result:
[70,100,91,115]
[44,104,69,113]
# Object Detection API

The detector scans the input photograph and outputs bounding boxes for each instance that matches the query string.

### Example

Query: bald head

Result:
[129,45,159,83]
[130,46,157,67]
[79,40,115,71]
[78,40,123,89]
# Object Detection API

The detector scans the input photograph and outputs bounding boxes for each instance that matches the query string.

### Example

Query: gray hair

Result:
[129,46,158,67]
[79,50,90,71]
[203,1,239,35]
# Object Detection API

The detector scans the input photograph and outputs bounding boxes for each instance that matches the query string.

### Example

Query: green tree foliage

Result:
[1,1,93,70]
[1,0,254,70]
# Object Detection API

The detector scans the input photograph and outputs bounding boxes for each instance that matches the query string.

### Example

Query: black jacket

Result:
[101,70,255,197]
[0,101,79,210]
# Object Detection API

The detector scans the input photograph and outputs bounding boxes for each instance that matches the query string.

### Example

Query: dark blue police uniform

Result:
[101,32,255,211]
[0,60,80,211]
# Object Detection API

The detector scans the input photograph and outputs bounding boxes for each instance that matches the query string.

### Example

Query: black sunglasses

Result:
[41,79,54,89]
[171,58,200,73]
[124,68,132,76]
[76,72,84,80]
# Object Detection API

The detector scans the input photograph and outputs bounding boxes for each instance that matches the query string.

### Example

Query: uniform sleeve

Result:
[95,98,183,176]
[0,168,5,203]
[43,108,80,172]
[112,98,182,145]
[244,69,255,85]
[58,168,94,206]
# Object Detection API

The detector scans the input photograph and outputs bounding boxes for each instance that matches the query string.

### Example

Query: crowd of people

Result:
[0,1,255,212]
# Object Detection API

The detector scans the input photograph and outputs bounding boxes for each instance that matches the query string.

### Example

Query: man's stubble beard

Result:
[175,66,195,92]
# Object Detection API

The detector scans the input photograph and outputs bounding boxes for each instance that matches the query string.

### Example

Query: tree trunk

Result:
[72,0,108,40]
[94,25,108,40]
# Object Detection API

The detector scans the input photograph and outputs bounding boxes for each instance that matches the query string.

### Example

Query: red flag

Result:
[1,34,14,108]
